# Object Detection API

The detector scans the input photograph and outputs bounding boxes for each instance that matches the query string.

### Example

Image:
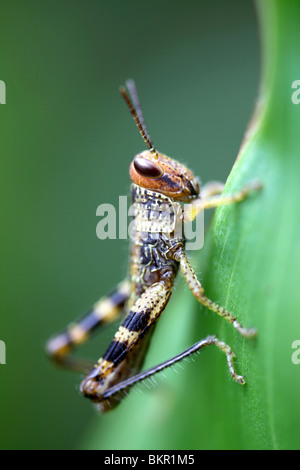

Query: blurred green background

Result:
[0,0,259,449]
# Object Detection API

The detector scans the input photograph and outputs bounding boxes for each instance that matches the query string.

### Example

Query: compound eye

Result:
[133,156,163,179]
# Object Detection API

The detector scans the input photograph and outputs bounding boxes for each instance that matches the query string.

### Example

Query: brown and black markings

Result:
[46,79,261,412]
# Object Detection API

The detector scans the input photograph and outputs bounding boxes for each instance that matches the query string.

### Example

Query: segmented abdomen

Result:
[128,184,182,308]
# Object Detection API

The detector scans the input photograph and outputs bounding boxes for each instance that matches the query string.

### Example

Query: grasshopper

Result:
[46,80,260,412]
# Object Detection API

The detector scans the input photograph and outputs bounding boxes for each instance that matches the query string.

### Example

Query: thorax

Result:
[128,184,184,304]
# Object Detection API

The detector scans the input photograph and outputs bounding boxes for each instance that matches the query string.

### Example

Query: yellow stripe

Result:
[46,334,71,357]
[96,358,114,375]
[93,298,121,322]
[68,324,88,344]
[93,281,130,322]
[114,325,139,344]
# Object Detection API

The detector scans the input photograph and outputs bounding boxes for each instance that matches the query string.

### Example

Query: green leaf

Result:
[81,0,300,450]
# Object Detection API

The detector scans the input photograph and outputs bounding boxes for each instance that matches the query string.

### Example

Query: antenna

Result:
[120,80,158,158]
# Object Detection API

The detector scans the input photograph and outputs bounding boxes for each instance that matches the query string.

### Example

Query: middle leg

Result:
[173,248,256,338]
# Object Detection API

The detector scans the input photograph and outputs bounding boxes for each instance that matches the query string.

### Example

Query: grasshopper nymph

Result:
[46,80,260,412]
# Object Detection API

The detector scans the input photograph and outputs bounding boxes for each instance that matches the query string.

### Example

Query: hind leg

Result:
[46,279,130,373]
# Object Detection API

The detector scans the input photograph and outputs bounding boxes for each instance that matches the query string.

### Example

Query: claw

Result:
[235,375,246,385]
